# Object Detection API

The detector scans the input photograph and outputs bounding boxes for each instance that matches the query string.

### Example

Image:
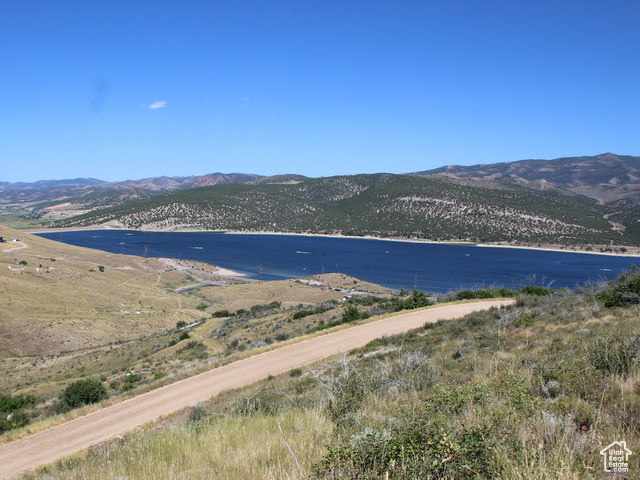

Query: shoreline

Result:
[24,225,640,258]
[154,257,246,278]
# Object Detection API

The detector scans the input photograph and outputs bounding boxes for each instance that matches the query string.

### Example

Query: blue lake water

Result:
[37,231,638,293]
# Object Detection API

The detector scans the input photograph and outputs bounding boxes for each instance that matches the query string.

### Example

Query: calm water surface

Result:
[38,231,638,293]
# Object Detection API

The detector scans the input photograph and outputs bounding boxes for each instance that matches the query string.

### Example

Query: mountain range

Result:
[415,152,640,203]
[2,153,639,245]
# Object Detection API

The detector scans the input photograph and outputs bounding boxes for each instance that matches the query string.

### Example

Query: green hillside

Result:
[53,173,629,245]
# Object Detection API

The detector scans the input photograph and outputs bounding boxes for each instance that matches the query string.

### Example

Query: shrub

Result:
[516,314,535,327]
[61,379,107,410]
[0,411,30,432]
[179,331,191,341]
[342,305,368,323]
[188,403,208,422]
[0,394,37,432]
[292,309,315,320]
[402,289,433,309]
[98,265,105,272]
[195,302,208,311]
[392,289,434,311]
[176,320,188,329]
[519,285,552,296]
[0,394,37,413]
[124,374,140,384]
[212,309,231,318]
[313,422,497,479]
[596,268,640,307]
[589,332,640,376]
[453,287,515,301]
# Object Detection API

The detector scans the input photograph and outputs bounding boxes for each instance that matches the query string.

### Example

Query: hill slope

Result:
[52,173,628,245]
[416,152,640,203]
[0,173,307,223]
[0,225,204,359]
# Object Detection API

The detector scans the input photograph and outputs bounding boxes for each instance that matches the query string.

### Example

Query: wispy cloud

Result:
[148,100,167,109]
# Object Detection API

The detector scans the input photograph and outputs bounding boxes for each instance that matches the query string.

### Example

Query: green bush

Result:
[0,394,37,432]
[342,305,366,323]
[392,289,434,311]
[124,373,140,384]
[292,304,332,320]
[516,314,535,327]
[453,287,515,301]
[61,379,108,410]
[0,394,37,413]
[519,285,552,296]
[292,309,315,320]
[595,267,640,307]
[0,411,30,432]
[313,422,497,479]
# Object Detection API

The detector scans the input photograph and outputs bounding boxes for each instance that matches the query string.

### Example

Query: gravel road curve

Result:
[0,299,513,479]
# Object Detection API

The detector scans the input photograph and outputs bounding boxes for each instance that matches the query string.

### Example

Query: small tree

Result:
[342,305,369,323]
[61,379,107,410]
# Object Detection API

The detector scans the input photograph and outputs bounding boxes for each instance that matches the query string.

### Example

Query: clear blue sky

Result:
[2,0,639,182]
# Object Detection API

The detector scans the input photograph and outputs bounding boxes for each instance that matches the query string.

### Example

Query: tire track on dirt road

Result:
[0,299,514,479]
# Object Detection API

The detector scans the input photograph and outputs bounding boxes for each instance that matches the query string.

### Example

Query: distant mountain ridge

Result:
[0,173,308,211]
[4,153,640,245]
[415,153,640,203]
[0,178,106,191]
[0,173,261,192]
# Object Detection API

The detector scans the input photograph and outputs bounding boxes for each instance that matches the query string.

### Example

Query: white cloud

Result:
[149,101,166,109]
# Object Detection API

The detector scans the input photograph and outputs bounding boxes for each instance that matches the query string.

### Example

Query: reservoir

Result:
[38,230,638,293]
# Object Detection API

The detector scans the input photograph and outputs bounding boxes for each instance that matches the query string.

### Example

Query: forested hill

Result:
[52,173,632,245]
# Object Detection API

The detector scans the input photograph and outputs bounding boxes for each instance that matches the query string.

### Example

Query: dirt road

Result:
[0,300,513,479]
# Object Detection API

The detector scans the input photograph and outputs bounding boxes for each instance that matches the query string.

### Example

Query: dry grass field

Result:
[0,225,394,403]
[0,225,203,354]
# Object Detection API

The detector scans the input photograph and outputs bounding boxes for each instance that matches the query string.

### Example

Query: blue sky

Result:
[2,0,639,183]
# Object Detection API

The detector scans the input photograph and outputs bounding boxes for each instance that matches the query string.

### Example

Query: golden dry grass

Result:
[31,407,332,480]
[0,225,202,357]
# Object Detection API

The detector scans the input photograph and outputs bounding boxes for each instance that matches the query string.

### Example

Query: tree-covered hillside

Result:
[53,173,631,245]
